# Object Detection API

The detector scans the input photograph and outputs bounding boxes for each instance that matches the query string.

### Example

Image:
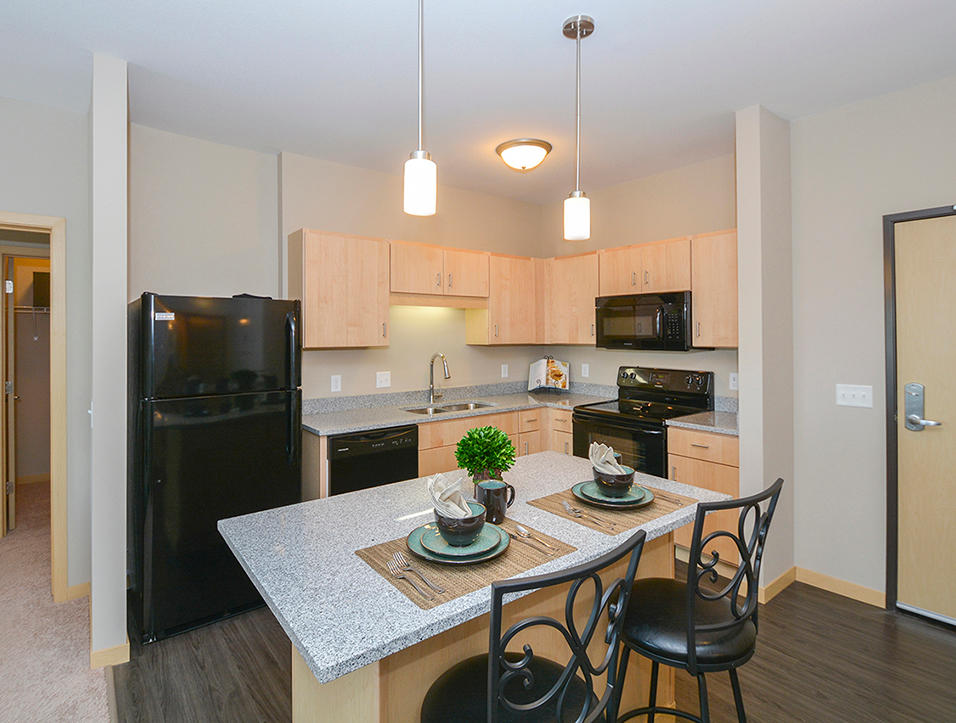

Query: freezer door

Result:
[139,293,300,399]
[141,390,301,640]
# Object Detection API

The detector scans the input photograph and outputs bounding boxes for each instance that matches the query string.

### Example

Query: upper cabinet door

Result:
[443,248,489,297]
[691,230,737,347]
[291,230,390,348]
[598,245,643,296]
[640,237,691,292]
[488,254,535,343]
[550,253,599,344]
[390,240,444,295]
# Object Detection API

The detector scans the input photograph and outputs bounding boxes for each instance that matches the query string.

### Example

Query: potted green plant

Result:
[454,426,516,482]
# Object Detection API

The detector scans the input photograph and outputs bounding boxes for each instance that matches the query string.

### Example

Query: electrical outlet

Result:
[330,374,342,393]
[501,364,509,378]
[729,372,738,391]
[836,384,872,408]
[581,363,590,378]
[376,371,391,389]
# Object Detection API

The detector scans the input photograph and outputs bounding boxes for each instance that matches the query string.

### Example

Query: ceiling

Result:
[3,1,956,204]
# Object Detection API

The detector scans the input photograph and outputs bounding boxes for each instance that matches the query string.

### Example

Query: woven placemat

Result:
[355,519,576,611]
[527,484,698,536]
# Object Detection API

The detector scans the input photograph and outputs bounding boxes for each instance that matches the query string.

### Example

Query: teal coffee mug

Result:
[474,480,516,524]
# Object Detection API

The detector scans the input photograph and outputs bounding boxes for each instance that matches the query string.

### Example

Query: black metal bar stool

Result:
[420,528,647,722]
[612,478,784,723]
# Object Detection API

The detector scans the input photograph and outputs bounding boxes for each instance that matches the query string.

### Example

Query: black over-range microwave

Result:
[594,291,694,350]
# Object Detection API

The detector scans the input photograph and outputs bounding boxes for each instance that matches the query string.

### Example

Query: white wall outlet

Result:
[836,384,872,408]
[330,374,342,393]
[581,363,590,378]
[376,371,391,389]
[501,363,509,378]
[729,372,738,391]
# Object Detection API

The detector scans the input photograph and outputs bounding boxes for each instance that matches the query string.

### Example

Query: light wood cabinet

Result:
[443,248,489,297]
[465,254,536,345]
[598,245,644,296]
[540,408,575,455]
[288,230,390,348]
[545,253,598,344]
[691,230,738,347]
[390,242,490,299]
[598,237,691,297]
[551,430,574,456]
[517,429,544,457]
[418,412,520,476]
[667,427,739,467]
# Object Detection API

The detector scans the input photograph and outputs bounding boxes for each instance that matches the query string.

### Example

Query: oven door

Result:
[572,412,666,477]
[594,295,665,349]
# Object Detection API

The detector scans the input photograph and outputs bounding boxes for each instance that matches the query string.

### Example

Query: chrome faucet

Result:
[429,353,451,404]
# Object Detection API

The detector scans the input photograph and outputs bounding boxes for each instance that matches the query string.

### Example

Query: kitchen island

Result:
[219,451,727,721]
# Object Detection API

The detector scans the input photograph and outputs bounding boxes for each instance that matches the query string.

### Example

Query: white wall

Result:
[89,54,128,657]
[791,74,956,594]
[129,124,279,300]
[0,96,92,588]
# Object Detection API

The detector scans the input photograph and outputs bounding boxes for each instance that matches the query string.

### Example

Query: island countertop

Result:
[218,452,727,685]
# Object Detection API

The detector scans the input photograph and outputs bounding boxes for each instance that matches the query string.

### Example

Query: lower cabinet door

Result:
[551,429,574,456]
[518,430,543,457]
[669,453,740,564]
[418,446,459,476]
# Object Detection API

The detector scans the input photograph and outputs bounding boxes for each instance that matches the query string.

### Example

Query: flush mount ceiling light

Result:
[562,14,594,241]
[403,0,437,216]
[495,138,553,172]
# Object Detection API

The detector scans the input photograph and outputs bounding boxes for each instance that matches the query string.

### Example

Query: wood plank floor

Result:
[113,581,956,722]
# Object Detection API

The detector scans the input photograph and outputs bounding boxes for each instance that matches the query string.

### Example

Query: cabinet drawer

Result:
[667,427,739,466]
[418,411,518,449]
[669,453,739,563]
[550,410,572,434]
[518,409,542,432]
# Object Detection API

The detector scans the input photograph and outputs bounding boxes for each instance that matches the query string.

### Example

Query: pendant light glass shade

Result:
[563,192,590,241]
[404,152,437,216]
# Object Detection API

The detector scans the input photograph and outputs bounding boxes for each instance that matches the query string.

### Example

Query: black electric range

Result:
[572,366,714,477]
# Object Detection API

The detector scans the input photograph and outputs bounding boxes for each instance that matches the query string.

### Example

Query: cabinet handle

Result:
[591,323,595,336]
[524,442,529,455]
[526,418,537,424]
[448,272,452,288]
[435,272,441,288]
[383,321,387,337]
[671,465,677,479]
[696,321,701,337]
[691,442,710,449]
[564,441,569,454]
[631,271,637,286]
[644,270,649,285]
[494,324,498,337]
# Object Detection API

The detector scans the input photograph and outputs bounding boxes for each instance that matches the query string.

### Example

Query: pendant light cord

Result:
[575,24,581,192]
[418,0,424,151]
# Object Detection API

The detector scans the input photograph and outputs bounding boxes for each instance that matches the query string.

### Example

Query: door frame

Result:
[882,203,956,611]
[0,212,75,603]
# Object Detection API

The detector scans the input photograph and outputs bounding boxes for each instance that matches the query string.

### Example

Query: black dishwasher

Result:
[327,425,419,496]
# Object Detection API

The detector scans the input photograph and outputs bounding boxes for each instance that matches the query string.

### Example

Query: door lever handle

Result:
[907,414,942,428]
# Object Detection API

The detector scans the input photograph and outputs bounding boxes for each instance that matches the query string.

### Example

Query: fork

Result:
[514,524,556,550]
[386,559,434,600]
[392,550,445,593]
[562,500,615,529]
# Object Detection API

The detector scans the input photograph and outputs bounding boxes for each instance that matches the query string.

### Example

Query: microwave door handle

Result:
[655,307,664,339]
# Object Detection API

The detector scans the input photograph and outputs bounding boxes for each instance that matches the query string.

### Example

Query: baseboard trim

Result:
[758,566,796,604]
[795,567,885,608]
[16,474,50,485]
[90,640,130,668]
[63,581,90,602]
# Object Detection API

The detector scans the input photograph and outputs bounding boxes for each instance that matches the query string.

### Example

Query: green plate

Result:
[419,523,503,558]
[579,480,646,505]
[406,522,510,565]
[571,481,655,510]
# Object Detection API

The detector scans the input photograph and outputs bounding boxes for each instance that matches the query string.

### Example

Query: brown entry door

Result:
[894,214,956,624]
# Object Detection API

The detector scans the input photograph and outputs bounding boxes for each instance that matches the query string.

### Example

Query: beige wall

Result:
[0,96,92,588]
[129,124,279,300]
[537,154,737,257]
[791,74,956,594]
[279,152,549,398]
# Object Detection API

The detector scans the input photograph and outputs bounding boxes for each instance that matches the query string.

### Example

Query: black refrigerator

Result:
[127,293,301,644]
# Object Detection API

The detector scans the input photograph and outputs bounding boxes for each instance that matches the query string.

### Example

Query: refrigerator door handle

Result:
[286,310,299,388]
[287,395,300,465]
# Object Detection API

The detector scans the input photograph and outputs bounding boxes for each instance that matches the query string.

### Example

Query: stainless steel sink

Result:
[440,402,494,412]
[404,406,449,415]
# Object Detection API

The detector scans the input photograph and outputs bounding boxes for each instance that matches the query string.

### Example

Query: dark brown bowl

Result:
[593,465,636,498]
[434,501,486,546]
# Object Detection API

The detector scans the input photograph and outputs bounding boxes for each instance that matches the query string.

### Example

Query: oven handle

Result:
[571,414,665,435]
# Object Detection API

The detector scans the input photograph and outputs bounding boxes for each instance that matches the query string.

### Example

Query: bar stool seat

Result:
[421,652,602,723]
[623,578,756,669]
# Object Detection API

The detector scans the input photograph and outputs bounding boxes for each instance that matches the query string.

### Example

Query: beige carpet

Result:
[0,483,110,722]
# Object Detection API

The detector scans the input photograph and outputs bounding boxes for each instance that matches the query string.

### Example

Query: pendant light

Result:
[563,15,594,241]
[404,0,437,216]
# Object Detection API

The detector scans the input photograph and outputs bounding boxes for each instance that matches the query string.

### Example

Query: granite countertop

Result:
[666,411,738,436]
[302,390,609,436]
[218,452,728,684]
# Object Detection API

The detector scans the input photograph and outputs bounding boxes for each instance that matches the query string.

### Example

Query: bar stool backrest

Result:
[487,528,647,723]
[685,478,785,675]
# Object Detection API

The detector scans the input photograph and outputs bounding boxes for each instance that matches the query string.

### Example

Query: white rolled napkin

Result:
[589,442,628,474]
[427,471,473,518]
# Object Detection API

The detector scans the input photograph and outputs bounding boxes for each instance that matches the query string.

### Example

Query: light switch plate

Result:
[330,374,342,393]
[581,363,590,378]
[836,384,872,408]
[729,372,738,391]
[376,371,391,388]
[501,364,509,378]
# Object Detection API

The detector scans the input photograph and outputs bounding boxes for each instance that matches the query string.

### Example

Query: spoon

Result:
[514,524,556,550]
